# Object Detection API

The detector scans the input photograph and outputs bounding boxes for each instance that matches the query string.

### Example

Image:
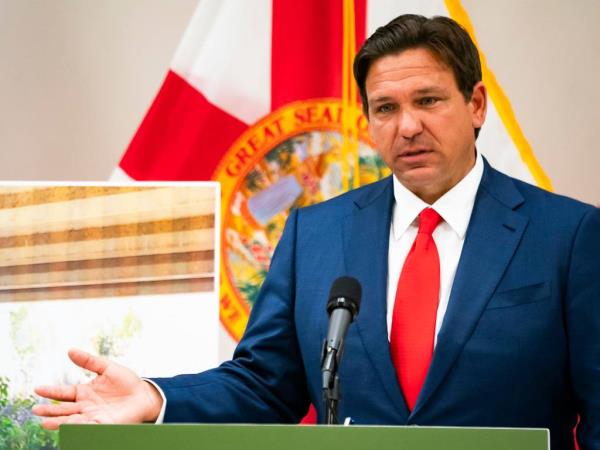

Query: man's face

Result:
[365,47,487,203]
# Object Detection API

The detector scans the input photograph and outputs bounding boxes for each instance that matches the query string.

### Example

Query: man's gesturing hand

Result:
[32,348,163,430]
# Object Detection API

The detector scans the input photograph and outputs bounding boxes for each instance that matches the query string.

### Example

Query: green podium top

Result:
[60,423,549,450]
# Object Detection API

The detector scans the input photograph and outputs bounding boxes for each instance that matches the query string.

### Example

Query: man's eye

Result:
[376,104,395,113]
[419,97,438,106]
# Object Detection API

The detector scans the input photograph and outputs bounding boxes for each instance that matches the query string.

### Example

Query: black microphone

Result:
[321,276,362,425]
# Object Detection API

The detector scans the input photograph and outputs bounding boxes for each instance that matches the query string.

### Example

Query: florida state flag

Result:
[113,0,552,343]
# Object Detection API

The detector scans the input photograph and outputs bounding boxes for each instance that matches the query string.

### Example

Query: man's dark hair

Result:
[353,14,482,135]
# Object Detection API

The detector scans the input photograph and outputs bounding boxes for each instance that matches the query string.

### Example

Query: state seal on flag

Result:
[213,99,390,340]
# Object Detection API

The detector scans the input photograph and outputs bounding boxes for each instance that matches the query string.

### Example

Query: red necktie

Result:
[390,207,442,411]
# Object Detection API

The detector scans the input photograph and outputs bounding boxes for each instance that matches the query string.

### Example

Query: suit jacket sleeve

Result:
[568,207,600,449]
[151,209,311,423]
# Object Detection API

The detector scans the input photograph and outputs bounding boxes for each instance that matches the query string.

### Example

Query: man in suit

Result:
[33,15,599,449]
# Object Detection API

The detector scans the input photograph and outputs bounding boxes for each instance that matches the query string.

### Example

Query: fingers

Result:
[34,384,78,402]
[40,414,97,431]
[32,401,81,418]
[35,349,109,402]
[68,348,109,375]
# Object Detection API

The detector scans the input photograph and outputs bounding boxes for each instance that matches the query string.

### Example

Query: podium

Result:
[59,424,549,450]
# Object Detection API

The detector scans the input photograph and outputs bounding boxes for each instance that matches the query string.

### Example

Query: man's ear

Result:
[469,81,487,129]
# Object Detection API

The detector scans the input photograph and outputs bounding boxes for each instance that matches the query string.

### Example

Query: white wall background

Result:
[0,0,198,182]
[462,0,599,205]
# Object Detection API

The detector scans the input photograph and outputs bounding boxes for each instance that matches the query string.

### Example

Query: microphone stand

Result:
[324,373,340,425]
[321,343,341,424]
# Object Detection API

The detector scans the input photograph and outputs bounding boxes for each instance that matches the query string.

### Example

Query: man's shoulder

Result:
[483,163,596,223]
[296,176,393,220]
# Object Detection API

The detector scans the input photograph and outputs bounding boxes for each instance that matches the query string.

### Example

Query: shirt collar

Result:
[392,151,484,240]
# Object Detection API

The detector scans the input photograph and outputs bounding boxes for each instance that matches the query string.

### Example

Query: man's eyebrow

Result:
[412,86,447,95]
[368,96,395,105]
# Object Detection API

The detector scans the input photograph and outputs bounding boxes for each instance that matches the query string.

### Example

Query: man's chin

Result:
[394,167,438,188]
[393,168,445,201]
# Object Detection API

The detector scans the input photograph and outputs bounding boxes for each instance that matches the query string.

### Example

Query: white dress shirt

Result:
[386,152,484,345]
[145,377,167,423]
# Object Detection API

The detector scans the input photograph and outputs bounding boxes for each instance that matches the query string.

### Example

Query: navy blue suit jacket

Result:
[154,160,600,450]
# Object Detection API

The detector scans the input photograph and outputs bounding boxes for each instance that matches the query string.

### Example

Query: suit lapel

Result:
[411,162,529,416]
[342,177,410,418]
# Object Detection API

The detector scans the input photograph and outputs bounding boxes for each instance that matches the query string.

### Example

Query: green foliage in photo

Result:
[0,376,58,450]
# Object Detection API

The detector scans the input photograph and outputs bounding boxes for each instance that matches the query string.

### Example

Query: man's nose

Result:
[397,109,423,139]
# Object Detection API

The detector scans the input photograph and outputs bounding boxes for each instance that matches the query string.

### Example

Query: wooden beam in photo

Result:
[0,186,217,237]
[0,252,214,291]
[0,277,215,302]
[0,229,215,267]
